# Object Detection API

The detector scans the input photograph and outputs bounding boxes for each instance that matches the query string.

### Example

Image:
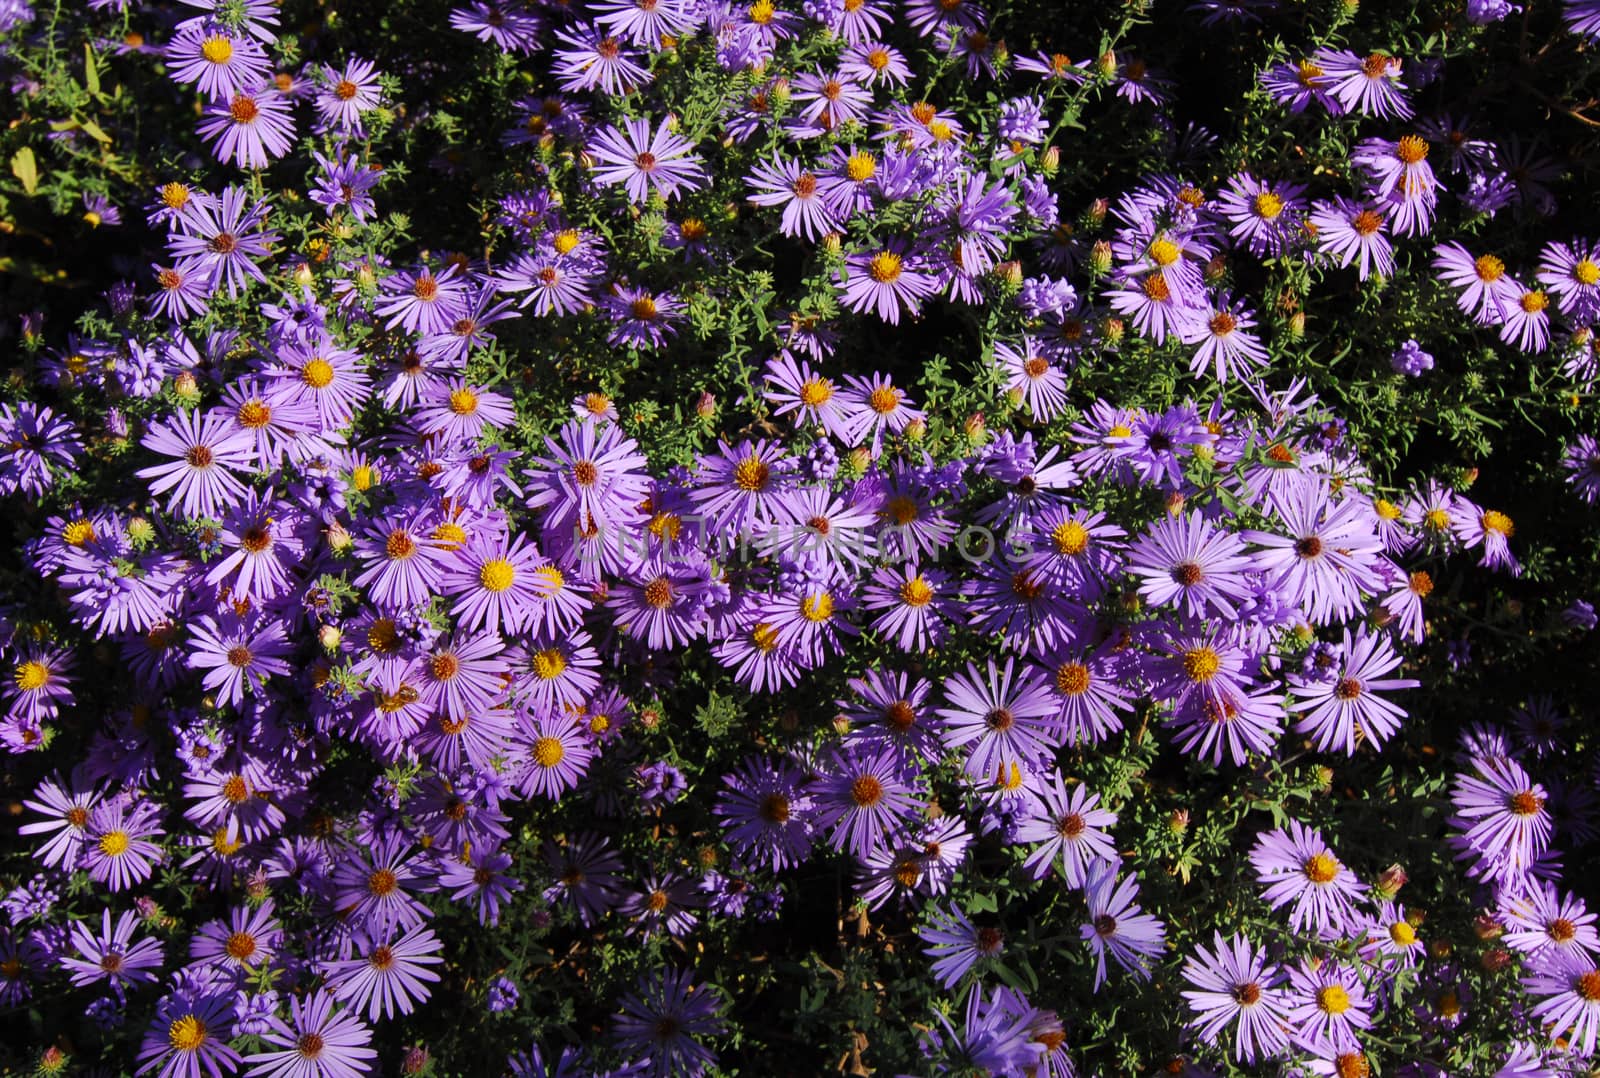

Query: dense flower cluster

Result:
[1,0,1598,1075]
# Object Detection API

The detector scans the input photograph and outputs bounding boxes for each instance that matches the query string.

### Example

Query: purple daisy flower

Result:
[542,833,625,926]
[20,775,101,870]
[713,754,815,872]
[603,285,685,350]
[1285,959,1372,1051]
[61,908,165,992]
[1308,196,1394,280]
[746,158,840,243]
[1080,863,1166,989]
[1522,950,1600,1057]
[165,24,272,101]
[1015,772,1117,886]
[587,117,707,204]
[1288,628,1418,754]
[82,799,165,892]
[313,57,383,136]
[1449,755,1553,881]
[1316,47,1413,120]
[921,902,1006,992]
[136,409,257,520]
[836,241,938,324]
[513,713,593,800]
[1180,932,1291,1063]
[612,969,726,1078]
[187,616,292,708]
[352,511,450,611]
[1127,510,1255,619]
[1249,821,1366,937]
[137,979,241,1078]
[814,747,919,861]
[936,658,1061,779]
[322,927,444,1022]
[243,989,377,1078]
[199,85,296,169]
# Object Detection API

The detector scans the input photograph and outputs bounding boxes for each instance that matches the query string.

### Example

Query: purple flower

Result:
[137,979,241,1078]
[1014,772,1117,886]
[243,989,377,1077]
[1250,821,1367,937]
[1315,48,1413,120]
[920,902,1005,989]
[1308,196,1395,280]
[321,927,443,1022]
[1449,755,1553,882]
[1128,511,1255,619]
[1180,932,1291,1063]
[1391,339,1435,376]
[1522,950,1600,1057]
[60,908,165,992]
[587,118,707,204]
[813,747,919,860]
[612,969,725,1078]
[199,85,296,169]
[136,409,257,520]
[82,799,165,892]
[1288,628,1418,754]
[936,658,1060,780]
[313,57,383,136]
[836,242,938,324]
[165,24,271,101]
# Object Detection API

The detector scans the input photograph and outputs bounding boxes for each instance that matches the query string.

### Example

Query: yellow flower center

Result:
[533,736,565,768]
[1055,662,1090,696]
[479,558,516,592]
[802,593,834,622]
[448,387,479,415]
[1474,254,1505,282]
[1519,291,1548,314]
[98,830,130,857]
[14,661,49,692]
[868,385,902,414]
[1396,135,1429,164]
[751,622,779,652]
[168,1016,208,1052]
[748,0,775,22]
[1482,510,1514,537]
[301,359,335,389]
[200,36,233,64]
[1148,237,1180,266]
[1182,647,1220,682]
[733,456,770,492]
[530,648,567,680]
[898,576,933,607]
[799,378,834,406]
[868,252,903,284]
[554,230,581,255]
[1574,260,1600,286]
[1304,852,1340,883]
[1253,192,1284,219]
[1390,921,1416,946]
[1317,985,1351,1014]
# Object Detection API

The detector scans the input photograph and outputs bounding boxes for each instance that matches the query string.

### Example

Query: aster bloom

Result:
[0,402,81,496]
[1537,239,1600,321]
[1015,773,1118,886]
[542,833,625,926]
[1180,932,1291,1063]
[746,157,840,243]
[375,264,469,337]
[603,285,684,350]
[1218,172,1306,256]
[440,532,545,634]
[1561,435,1600,504]
[1352,134,1437,236]
[1285,959,1372,1051]
[1245,477,1384,624]
[82,799,165,892]
[836,242,938,325]
[1250,821,1367,937]
[763,353,852,439]
[1127,510,1255,619]
[165,23,272,101]
[20,775,101,869]
[1496,284,1553,354]
[322,927,444,1022]
[199,84,296,169]
[164,186,278,298]
[1501,883,1600,959]
[1523,951,1600,1057]
[936,658,1061,779]
[61,908,165,991]
[587,118,707,204]
[190,901,281,977]
[861,563,953,652]
[313,57,383,136]
[713,755,814,872]
[1079,864,1165,989]
[514,712,594,799]
[838,372,925,453]
[1288,628,1418,754]
[187,616,293,707]
[814,747,919,860]
[415,379,515,444]
[5,642,75,721]
[204,489,305,603]
[243,990,377,1078]
[310,150,382,222]
[995,339,1068,421]
[612,968,726,1078]
[1260,57,1345,113]
[1308,197,1395,280]
[137,981,241,1078]
[1317,48,1413,120]
[1450,755,1554,880]
[137,409,257,520]
[352,511,450,611]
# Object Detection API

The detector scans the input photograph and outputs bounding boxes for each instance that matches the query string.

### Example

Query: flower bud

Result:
[1480,947,1511,973]
[995,260,1023,287]
[1101,316,1125,344]
[325,522,353,552]
[1473,912,1503,940]
[845,446,872,476]
[964,412,987,444]
[1167,809,1190,834]
[318,624,342,652]
[695,391,717,419]
[777,708,800,733]
[1089,240,1113,275]
[173,370,201,402]
[127,517,156,545]
[904,417,926,442]
[638,706,661,731]
[1373,864,1408,899]
[1040,145,1060,176]
[293,261,316,287]
[1204,254,1227,283]
[400,1047,431,1076]
[1288,311,1306,339]
[831,713,851,736]
[1097,50,1117,78]
[1164,491,1186,516]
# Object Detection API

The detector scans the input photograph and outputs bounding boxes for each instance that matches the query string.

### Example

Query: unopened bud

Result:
[1101,316,1125,344]
[1204,254,1227,283]
[831,713,851,736]
[1088,198,1109,227]
[1040,145,1060,176]
[1288,311,1306,340]
[1164,491,1186,516]
[1097,50,1117,78]
[173,370,201,402]
[822,231,843,256]
[904,417,926,442]
[1473,912,1503,941]
[845,447,871,475]
[293,261,315,287]
[1480,947,1512,973]
[964,412,987,443]
[318,624,342,652]
[1374,864,1408,899]
[995,260,1023,287]
[325,522,353,552]
[777,708,800,733]
[770,78,792,105]
[638,706,661,730]
[695,391,717,419]
[1089,240,1113,275]
[399,1047,431,1076]
[1167,809,1190,834]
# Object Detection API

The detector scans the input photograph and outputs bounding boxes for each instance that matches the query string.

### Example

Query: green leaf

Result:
[9,147,37,195]
[80,119,112,144]
[84,42,101,96]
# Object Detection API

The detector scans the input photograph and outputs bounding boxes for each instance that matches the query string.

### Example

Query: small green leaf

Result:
[9,147,37,195]
[84,42,101,95]
[80,119,112,144]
